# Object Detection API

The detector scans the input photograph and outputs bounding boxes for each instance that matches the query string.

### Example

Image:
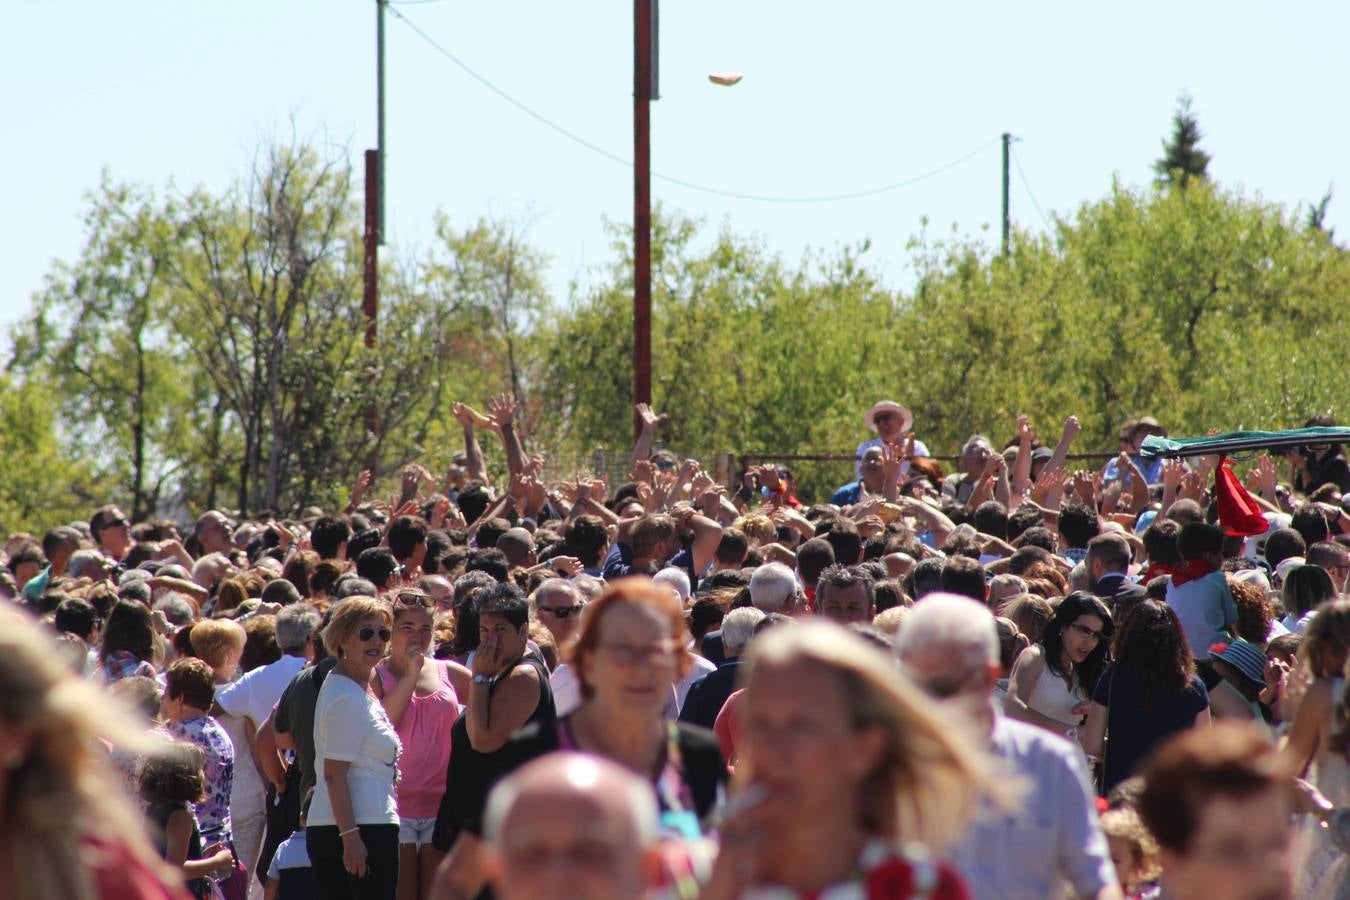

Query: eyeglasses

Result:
[395,591,435,609]
[537,604,583,619]
[1068,622,1104,642]
[594,640,679,665]
[358,627,392,642]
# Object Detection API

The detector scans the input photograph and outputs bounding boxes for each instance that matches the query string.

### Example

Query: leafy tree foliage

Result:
[6,139,1349,516]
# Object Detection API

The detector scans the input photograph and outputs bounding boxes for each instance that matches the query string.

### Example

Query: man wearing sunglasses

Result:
[530,580,585,648]
[90,504,133,562]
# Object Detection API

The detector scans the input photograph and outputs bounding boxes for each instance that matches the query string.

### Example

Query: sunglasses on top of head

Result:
[395,591,435,609]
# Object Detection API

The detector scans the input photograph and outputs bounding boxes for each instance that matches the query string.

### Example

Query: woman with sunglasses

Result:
[373,591,470,900]
[309,596,403,900]
[433,577,725,899]
[1006,591,1113,739]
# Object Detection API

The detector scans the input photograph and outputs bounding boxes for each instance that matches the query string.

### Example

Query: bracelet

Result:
[339,826,360,837]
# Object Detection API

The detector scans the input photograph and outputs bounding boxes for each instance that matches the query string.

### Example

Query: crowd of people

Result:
[4,394,1350,899]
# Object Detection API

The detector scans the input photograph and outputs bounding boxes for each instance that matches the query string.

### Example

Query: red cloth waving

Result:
[1214,456,1268,537]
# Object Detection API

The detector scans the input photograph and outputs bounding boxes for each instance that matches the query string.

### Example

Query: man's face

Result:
[873,410,902,441]
[493,793,648,900]
[860,448,885,484]
[1325,556,1350,594]
[422,576,454,610]
[820,583,872,625]
[97,509,132,559]
[1162,787,1293,900]
[899,644,995,720]
[197,515,234,555]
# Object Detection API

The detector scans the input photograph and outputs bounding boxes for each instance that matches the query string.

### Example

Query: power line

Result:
[1010,145,1054,231]
[387,6,1000,204]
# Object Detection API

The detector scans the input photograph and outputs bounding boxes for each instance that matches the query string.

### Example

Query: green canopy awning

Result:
[1139,427,1350,459]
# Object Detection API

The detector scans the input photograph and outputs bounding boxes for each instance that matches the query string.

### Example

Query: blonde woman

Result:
[0,607,183,899]
[308,596,402,900]
[705,621,990,898]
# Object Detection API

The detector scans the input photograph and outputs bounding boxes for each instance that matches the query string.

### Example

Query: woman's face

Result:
[391,607,433,658]
[341,614,390,670]
[1061,614,1105,666]
[581,603,681,715]
[741,658,883,826]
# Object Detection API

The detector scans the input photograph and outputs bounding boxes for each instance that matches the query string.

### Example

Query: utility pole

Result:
[377,0,387,244]
[632,0,658,441]
[1001,132,1011,256]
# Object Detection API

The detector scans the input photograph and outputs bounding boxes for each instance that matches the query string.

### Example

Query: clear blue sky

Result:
[5,0,1348,345]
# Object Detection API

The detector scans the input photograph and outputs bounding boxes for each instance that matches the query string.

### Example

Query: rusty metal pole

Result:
[632,0,654,441]
[363,149,379,348]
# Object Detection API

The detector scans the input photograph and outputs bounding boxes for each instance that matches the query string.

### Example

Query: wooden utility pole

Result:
[1001,132,1011,255]
[633,0,657,441]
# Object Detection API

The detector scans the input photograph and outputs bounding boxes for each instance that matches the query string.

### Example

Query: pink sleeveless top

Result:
[376,661,462,818]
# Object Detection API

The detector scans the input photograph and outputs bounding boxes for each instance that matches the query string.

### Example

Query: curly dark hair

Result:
[138,740,206,806]
[1040,591,1113,697]
[1227,578,1273,646]
[1111,600,1195,712]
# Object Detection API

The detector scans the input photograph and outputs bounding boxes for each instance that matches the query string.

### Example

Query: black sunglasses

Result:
[358,627,392,642]
[538,604,583,619]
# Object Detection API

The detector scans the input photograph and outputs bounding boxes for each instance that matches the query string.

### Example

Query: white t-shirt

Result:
[308,671,402,827]
[217,654,308,727]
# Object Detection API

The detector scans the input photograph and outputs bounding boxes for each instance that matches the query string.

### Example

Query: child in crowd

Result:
[265,789,314,900]
[139,741,236,900]
[1100,806,1161,900]
[1165,522,1237,660]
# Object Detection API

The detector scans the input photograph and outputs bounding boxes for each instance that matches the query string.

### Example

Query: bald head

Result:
[484,753,658,900]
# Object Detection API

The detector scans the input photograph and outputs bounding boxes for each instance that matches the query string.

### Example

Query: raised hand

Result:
[350,468,372,509]
[696,484,727,516]
[1061,415,1081,444]
[1070,469,1096,506]
[1255,454,1279,498]
[691,470,715,495]
[1179,470,1206,502]
[636,402,668,430]
[487,392,520,429]
[1016,414,1034,444]
[881,443,905,485]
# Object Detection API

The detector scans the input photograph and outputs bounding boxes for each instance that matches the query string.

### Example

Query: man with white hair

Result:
[679,607,765,729]
[467,752,660,900]
[895,593,1120,900]
[703,561,800,666]
[215,603,323,893]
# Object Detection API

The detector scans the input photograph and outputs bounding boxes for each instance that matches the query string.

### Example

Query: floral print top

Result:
[162,715,235,844]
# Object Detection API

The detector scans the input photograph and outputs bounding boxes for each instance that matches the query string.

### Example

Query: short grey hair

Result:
[571,574,604,601]
[652,567,691,603]
[721,607,766,655]
[894,592,999,672]
[749,562,797,612]
[276,603,322,653]
[66,550,108,581]
[152,593,196,627]
[532,578,581,610]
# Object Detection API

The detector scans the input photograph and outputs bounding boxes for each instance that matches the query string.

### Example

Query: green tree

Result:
[0,375,99,534]
[1154,93,1212,189]
[7,176,192,519]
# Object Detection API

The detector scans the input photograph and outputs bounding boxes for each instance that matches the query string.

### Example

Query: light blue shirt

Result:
[946,712,1117,900]
[1166,570,1237,659]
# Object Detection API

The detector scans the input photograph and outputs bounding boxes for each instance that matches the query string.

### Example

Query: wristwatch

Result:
[472,673,492,686]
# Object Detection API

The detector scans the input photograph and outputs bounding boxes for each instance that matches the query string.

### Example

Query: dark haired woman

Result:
[100,599,159,682]
[1006,591,1113,739]
[1079,600,1210,793]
